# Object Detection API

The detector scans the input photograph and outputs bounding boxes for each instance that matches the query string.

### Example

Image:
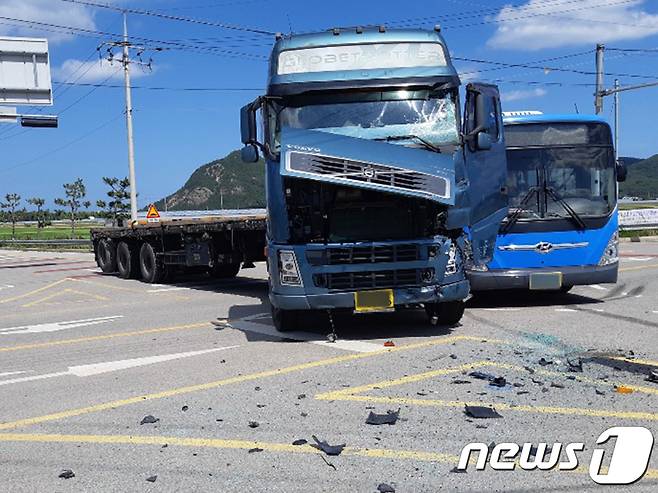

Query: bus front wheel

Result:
[425,301,465,327]
[271,306,299,332]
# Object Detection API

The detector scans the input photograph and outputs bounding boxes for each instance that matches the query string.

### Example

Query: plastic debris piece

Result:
[452,379,471,385]
[646,369,658,383]
[59,469,75,479]
[469,371,496,381]
[248,447,263,453]
[550,382,565,389]
[615,385,634,394]
[248,421,260,428]
[449,354,458,360]
[319,454,337,470]
[146,475,157,483]
[181,405,189,412]
[377,483,396,492]
[595,389,606,395]
[517,390,529,395]
[297,394,306,400]
[538,358,553,366]
[292,439,307,446]
[567,358,583,372]
[140,415,159,425]
[366,409,400,426]
[464,405,502,419]
[490,377,507,388]
[531,378,544,386]
[311,435,345,456]
[384,340,395,347]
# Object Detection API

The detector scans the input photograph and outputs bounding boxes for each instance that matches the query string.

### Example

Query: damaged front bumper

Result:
[270,279,470,311]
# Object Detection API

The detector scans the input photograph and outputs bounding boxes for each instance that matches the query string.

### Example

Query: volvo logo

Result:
[536,242,553,254]
[362,166,376,179]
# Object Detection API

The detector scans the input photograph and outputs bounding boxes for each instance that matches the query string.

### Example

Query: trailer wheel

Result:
[209,262,240,279]
[139,242,166,283]
[271,306,299,332]
[116,241,138,279]
[96,238,117,273]
[425,301,465,327]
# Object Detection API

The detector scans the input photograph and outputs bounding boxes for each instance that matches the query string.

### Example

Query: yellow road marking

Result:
[21,288,109,308]
[619,263,658,273]
[0,278,68,304]
[0,335,494,431]
[69,277,143,293]
[0,433,656,480]
[320,394,658,421]
[608,356,658,367]
[0,322,209,353]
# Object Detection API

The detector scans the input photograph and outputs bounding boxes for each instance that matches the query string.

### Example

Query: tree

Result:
[0,193,21,239]
[54,178,87,237]
[96,177,131,226]
[27,197,46,230]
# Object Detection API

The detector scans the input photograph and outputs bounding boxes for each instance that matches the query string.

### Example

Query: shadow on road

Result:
[467,289,603,309]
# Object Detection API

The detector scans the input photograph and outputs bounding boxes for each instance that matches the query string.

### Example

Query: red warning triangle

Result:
[146,204,160,219]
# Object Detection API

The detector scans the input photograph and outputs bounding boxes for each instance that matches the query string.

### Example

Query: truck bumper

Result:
[467,263,618,291]
[270,279,470,311]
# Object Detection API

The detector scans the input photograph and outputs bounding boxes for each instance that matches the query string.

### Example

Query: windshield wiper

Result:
[501,186,540,235]
[544,186,586,230]
[375,135,441,153]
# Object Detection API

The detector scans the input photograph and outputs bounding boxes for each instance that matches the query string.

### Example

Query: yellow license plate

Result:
[529,272,563,290]
[354,289,394,313]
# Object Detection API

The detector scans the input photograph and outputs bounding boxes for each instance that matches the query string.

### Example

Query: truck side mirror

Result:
[241,144,260,163]
[240,103,257,145]
[616,162,627,182]
[477,132,492,151]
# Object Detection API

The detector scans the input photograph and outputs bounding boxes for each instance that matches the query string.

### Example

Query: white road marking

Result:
[481,308,521,312]
[147,287,190,293]
[0,346,239,387]
[593,309,605,312]
[0,316,123,335]
[653,311,658,314]
[230,315,383,353]
[0,284,14,291]
[588,284,608,291]
[0,371,26,378]
[624,257,652,262]
[555,308,577,312]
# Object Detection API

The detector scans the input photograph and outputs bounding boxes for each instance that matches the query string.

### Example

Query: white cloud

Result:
[501,88,547,102]
[488,0,658,50]
[0,0,126,43]
[457,66,482,83]
[54,58,155,83]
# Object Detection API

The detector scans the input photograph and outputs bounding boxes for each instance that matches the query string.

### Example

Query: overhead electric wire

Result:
[52,80,263,92]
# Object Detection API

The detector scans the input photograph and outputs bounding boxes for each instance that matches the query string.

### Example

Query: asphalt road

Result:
[0,245,657,492]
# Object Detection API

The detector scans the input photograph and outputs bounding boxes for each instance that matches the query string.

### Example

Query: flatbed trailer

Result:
[90,209,267,283]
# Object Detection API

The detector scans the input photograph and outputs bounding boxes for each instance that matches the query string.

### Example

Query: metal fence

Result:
[619,208,658,231]
[0,239,91,248]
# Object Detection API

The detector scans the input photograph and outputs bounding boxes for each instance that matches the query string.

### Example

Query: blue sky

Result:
[1,0,658,208]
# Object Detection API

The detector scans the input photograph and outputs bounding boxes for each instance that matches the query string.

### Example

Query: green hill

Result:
[619,154,658,199]
[155,150,265,210]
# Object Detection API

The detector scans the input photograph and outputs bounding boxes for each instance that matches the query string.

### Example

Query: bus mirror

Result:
[477,132,492,151]
[616,162,627,182]
[241,144,260,163]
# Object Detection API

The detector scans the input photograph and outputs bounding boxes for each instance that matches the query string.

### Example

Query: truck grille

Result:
[314,268,429,291]
[307,244,420,266]
[288,152,448,198]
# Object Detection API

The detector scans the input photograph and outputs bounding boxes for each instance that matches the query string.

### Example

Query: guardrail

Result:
[619,208,658,231]
[0,239,91,247]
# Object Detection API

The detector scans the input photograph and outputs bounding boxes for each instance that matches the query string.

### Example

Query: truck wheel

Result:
[271,306,299,332]
[209,262,241,279]
[425,301,465,327]
[116,242,138,279]
[96,238,117,273]
[139,242,166,283]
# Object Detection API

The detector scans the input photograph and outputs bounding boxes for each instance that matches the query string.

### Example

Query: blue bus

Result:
[468,112,625,292]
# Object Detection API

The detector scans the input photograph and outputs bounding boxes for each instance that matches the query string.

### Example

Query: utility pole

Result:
[122,11,138,223]
[614,79,619,161]
[595,43,605,114]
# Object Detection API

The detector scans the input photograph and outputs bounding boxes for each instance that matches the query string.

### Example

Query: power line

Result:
[52,80,263,92]
[59,0,275,36]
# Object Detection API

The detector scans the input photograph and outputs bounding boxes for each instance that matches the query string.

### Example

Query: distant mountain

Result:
[619,156,644,167]
[155,150,265,211]
[619,153,658,199]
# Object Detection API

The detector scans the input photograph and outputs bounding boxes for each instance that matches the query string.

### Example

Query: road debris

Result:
[146,475,157,483]
[567,358,583,372]
[248,447,263,453]
[181,405,189,412]
[595,389,606,395]
[469,371,496,381]
[319,455,337,470]
[292,439,307,446]
[140,415,159,425]
[366,409,400,426]
[538,358,553,366]
[464,405,502,419]
[615,385,634,394]
[489,377,507,388]
[384,340,395,347]
[377,483,396,492]
[550,382,565,389]
[523,366,535,374]
[452,379,471,385]
[248,421,260,428]
[297,394,307,400]
[647,369,658,383]
[58,469,75,479]
[311,435,345,456]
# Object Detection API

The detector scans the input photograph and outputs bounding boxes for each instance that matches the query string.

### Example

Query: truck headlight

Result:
[278,250,303,286]
[598,231,619,266]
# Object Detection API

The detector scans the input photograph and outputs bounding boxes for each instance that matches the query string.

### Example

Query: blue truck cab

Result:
[240,27,508,331]
[469,112,624,292]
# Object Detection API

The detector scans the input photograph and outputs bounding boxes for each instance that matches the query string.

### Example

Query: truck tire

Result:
[271,306,299,332]
[116,241,138,279]
[425,301,465,327]
[139,242,166,284]
[96,238,117,273]
[209,262,240,279]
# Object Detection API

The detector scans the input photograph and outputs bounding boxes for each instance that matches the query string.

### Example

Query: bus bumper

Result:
[468,263,618,291]
[270,279,470,311]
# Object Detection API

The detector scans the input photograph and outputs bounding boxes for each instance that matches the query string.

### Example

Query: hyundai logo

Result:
[536,242,553,254]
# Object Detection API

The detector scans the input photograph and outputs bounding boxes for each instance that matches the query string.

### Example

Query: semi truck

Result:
[468,112,624,292]
[239,26,508,331]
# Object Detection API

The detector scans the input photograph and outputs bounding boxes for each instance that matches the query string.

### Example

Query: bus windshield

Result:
[505,122,616,220]
[266,88,460,152]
